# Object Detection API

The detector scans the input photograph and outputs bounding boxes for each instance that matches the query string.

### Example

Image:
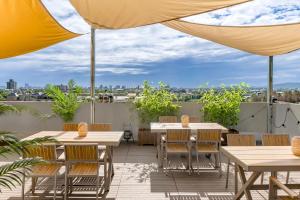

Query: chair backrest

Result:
[64,144,98,162]
[197,129,222,143]
[24,144,57,161]
[227,134,256,146]
[159,116,178,123]
[166,129,191,143]
[189,116,200,123]
[88,123,112,131]
[262,134,290,146]
[63,123,78,131]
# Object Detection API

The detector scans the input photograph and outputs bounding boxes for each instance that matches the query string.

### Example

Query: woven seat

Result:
[197,143,219,153]
[68,163,99,176]
[31,164,61,177]
[166,143,189,153]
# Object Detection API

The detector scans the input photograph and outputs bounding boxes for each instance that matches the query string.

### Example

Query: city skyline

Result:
[1,0,300,87]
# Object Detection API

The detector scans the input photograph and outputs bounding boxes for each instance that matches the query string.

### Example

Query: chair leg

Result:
[53,174,57,200]
[104,154,108,191]
[286,172,290,184]
[64,173,68,200]
[261,172,264,184]
[22,173,25,200]
[96,174,99,200]
[196,151,199,174]
[225,159,230,188]
[218,152,222,177]
[31,177,37,194]
[188,150,191,175]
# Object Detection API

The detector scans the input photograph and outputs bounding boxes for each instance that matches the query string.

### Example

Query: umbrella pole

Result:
[90,27,96,124]
[267,56,273,133]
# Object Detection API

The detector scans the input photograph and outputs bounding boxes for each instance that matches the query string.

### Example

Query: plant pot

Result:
[138,128,156,146]
[292,136,300,156]
[221,128,239,146]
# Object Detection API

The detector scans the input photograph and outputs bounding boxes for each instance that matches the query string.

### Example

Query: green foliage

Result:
[134,81,179,126]
[0,132,56,191]
[45,80,82,122]
[199,83,249,128]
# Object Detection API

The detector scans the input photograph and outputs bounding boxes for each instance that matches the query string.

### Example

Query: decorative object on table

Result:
[78,122,88,137]
[292,136,300,156]
[123,123,135,143]
[181,115,190,128]
[199,82,248,145]
[134,81,179,145]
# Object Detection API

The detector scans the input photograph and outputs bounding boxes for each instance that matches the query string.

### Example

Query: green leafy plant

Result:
[45,80,82,122]
[134,81,180,127]
[0,104,56,191]
[199,83,249,128]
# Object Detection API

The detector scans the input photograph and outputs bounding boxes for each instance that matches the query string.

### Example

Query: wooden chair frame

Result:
[225,134,256,188]
[63,143,103,200]
[261,134,290,184]
[164,129,191,175]
[195,129,222,176]
[22,144,61,200]
[269,176,300,200]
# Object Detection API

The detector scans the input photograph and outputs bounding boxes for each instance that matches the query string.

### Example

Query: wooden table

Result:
[23,131,123,191]
[221,146,300,200]
[151,122,228,167]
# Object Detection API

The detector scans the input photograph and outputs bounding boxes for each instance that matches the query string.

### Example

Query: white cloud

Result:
[1,0,300,83]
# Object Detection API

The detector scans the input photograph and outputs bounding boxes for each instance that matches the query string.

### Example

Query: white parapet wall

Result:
[0,101,282,140]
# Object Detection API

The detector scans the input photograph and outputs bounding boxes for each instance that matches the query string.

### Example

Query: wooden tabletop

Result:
[150,122,228,133]
[23,131,124,147]
[221,146,300,172]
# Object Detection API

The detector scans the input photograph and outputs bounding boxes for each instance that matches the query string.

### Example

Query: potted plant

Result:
[45,80,82,123]
[134,81,179,145]
[199,83,248,145]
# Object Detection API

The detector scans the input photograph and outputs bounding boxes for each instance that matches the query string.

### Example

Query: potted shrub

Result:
[134,81,179,145]
[45,80,82,123]
[199,83,248,145]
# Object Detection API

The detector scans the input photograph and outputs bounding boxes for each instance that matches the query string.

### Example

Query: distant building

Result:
[6,79,17,90]
[6,92,19,101]
[56,84,68,92]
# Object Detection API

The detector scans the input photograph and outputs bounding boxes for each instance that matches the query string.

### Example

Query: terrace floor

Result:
[1,143,298,200]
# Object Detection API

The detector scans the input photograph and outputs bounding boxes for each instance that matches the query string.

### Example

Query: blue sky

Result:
[1,0,300,88]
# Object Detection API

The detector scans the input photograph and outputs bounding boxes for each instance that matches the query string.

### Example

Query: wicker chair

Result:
[261,134,290,184]
[159,116,178,123]
[195,129,222,176]
[225,134,256,188]
[269,176,300,200]
[64,144,104,200]
[22,144,61,200]
[164,129,191,175]
[189,116,201,123]
[63,123,78,131]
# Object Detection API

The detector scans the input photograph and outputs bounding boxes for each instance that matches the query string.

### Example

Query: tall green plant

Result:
[134,81,179,126]
[45,80,82,122]
[199,83,248,128]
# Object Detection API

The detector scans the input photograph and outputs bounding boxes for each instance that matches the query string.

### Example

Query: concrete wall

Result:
[1,101,295,140]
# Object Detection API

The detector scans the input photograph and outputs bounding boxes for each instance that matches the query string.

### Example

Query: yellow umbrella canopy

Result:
[164,20,300,56]
[69,0,252,29]
[0,0,80,59]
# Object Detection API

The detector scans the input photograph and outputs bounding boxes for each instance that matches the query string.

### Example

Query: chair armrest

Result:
[270,176,299,198]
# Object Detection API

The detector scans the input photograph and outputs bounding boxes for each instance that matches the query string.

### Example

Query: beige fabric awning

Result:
[69,0,251,29]
[164,20,300,56]
[0,0,80,59]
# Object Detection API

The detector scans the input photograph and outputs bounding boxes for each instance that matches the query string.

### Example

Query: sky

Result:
[1,0,300,88]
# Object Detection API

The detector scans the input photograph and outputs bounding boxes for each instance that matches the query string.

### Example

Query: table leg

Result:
[234,166,261,200]
[269,172,277,200]
[234,163,238,194]
[106,146,114,192]
[157,133,163,168]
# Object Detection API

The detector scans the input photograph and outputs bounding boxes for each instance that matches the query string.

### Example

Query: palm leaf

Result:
[0,103,19,115]
[0,158,43,191]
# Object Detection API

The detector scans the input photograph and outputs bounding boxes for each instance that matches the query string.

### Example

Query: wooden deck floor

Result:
[0,143,299,200]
